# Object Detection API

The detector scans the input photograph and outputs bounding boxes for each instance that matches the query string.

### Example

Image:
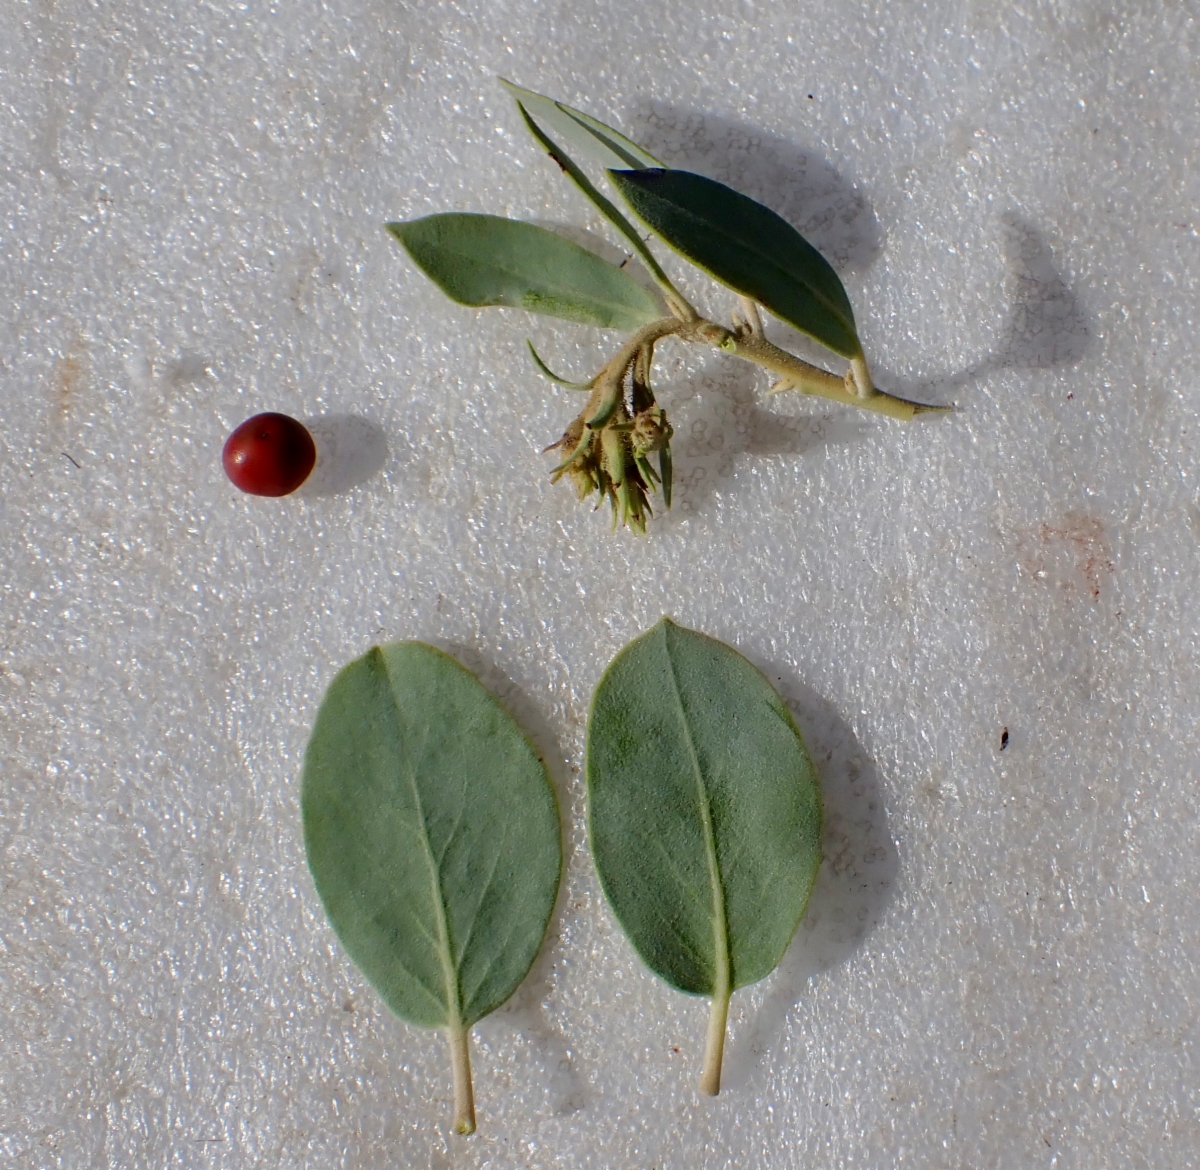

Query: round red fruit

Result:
[222,412,316,496]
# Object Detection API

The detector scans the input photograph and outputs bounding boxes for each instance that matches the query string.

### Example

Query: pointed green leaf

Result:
[526,339,594,389]
[586,618,822,1091]
[302,641,562,1131]
[507,100,686,315]
[499,78,663,170]
[610,169,863,358]
[658,443,672,509]
[386,214,661,330]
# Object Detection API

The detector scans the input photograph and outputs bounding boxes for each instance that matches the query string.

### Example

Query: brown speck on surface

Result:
[52,346,84,419]
[1018,511,1114,602]
[1000,727,1009,750]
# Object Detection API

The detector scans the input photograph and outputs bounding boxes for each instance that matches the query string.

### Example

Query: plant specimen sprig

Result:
[387,81,949,532]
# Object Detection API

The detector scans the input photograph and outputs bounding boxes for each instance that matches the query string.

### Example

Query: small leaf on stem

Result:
[507,101,692,319]
[658,444,673,509]
[526,339,594,389]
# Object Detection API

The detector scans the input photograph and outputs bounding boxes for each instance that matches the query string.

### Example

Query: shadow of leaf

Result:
[722,672,899,1090]
[665,353,868,516]
[629,102,883,275]
[435,642,589,1117]
[165,350,214,388]
[883,212,1091,400]
[988,212,1090,372]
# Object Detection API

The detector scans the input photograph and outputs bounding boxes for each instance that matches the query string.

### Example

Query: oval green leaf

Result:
[499,78,663,171]
[586,618,822,1093]
[386,213,661,330]
[609,169,863,358]
[302,641,562,1133]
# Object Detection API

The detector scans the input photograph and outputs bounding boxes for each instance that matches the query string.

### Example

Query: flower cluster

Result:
[548,402,672,536]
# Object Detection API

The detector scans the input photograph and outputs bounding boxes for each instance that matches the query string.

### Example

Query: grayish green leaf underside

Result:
[302,642,562,1030]
[499,78,663,170]
[610,169,863,358]
[586,618,822,996]
[386,214,661,331]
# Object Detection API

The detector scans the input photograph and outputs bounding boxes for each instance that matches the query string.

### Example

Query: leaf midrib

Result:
[660,628,731,999]
[627,179,855,344]
[380,649,462,1030]
[509,104,673,297]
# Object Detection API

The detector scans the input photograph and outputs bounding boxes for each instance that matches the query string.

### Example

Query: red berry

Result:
[222,412,316,496]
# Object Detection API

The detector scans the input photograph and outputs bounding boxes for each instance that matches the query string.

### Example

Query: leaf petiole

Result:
[848,354,875,399]
[734,295,765,341]
[700,986,731,1096]
[448,1023,477,1135]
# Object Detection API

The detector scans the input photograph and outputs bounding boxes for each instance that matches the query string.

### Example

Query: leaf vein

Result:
[381,658,462,1028]
[452,809,513,973]
[660,627,732,999]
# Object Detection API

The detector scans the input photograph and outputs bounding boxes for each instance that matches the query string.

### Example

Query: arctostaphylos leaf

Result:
[302,642,562,1135]
[609,168,863,358]
[586,618,822,1094]
[502,90,686,315]
[386,213,661,330]
[498,78,663,171]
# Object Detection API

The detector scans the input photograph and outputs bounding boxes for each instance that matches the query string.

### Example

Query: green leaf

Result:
[526,338,594,389]
[609,169,863,358]
[302,641,562,1134]
[386,213,661,331]
[658,443,673,509]
[499,78,663,170]
[506,99,688,317]
[586,618,822,1094]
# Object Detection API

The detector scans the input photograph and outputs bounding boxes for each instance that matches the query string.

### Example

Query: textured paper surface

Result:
[3,1,1199,1166]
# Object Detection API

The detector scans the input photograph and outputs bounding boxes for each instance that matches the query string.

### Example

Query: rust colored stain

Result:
[52,349,83,419]
[1019,511,1114,602]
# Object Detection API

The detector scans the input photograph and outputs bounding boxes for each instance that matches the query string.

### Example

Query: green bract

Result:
[386,214,660,331]
[302,641,562,1135]
[586,618,822,1094]
[384,81,949,533]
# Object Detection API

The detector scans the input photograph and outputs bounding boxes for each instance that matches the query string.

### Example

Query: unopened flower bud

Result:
[631,406,672,456]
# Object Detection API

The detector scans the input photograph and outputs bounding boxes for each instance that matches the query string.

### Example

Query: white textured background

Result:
[3,1,1198,1166]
